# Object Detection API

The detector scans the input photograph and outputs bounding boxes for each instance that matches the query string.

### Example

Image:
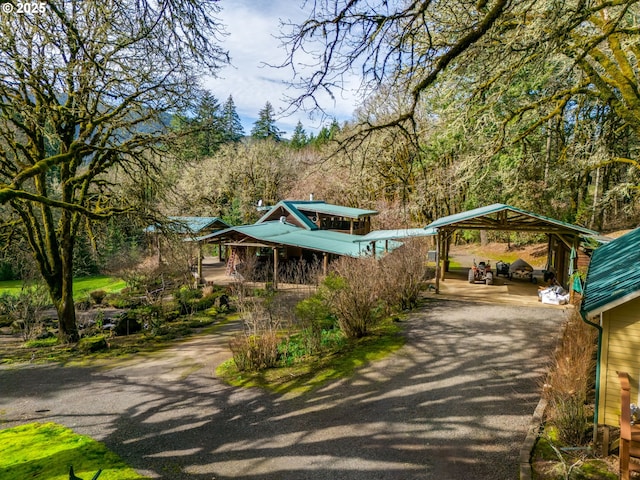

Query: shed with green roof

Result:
[581,227,640,433]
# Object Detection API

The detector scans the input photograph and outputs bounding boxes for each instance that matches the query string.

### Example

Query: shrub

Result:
[174,286,203,315]
[89,289,107,305]
[295,294,335,354]
[0,285,49,340]
[543,310,597,445]
[229,332,279,371]
[321,257,384,339]
[379,239,430,311]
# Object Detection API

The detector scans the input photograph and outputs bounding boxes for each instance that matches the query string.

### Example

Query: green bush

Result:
[295,294,335,354]
[277,328,346,367]
[89,289,107,305]
[175,286,203,315]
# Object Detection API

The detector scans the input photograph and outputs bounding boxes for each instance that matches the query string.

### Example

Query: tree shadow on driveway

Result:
[0,299,568,479]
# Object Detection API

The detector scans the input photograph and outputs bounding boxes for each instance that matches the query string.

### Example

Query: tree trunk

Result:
[53,212,79,343]
[54,288,79,343]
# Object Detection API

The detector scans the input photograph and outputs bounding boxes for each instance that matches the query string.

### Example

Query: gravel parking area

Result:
[0,298,568,479]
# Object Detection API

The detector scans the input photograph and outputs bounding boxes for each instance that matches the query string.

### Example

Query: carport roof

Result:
[581,227,640,317]
[355,228,437,242]
[425,203,597,235]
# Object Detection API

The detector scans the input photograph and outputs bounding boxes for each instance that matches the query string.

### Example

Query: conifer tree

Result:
[251,102,285,141]
[220,95,245,142]
[290,121,308,149]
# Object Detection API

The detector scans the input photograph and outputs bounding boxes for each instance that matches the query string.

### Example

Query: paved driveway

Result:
[0,299,568,479]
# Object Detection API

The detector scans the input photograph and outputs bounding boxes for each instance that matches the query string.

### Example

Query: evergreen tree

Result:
[195,91,223,157]
[290,121,308,149]
[220,95,245,142]
[251,101,285,141]
[310,119,340,148]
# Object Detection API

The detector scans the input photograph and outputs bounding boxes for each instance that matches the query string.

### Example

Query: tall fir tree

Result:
[195,91,223,157]
[290,121,308,149]
[251,101,285,141]
[220,95,245,142]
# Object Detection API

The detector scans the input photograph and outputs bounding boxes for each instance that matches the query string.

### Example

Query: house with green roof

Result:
[581,227,640,441]
[197,200,405,287]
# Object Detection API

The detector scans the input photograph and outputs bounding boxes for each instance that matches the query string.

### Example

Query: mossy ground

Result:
[0,422,148,479]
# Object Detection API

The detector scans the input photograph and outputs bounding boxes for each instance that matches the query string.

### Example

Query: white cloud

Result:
[203,0,361,137]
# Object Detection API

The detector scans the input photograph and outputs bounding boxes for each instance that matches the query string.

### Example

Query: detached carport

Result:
[425,204,598,293]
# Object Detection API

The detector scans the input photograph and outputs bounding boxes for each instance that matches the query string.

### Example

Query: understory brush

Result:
[532,309,609,479]
[227,241,430,374]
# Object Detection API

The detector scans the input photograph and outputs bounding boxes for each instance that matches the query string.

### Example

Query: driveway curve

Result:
[0,299,568,479]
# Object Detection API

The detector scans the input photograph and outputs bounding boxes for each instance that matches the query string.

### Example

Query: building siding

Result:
[599,297,640,426]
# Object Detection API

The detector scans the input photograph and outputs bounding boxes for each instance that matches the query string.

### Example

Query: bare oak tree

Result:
[0,0,228,341]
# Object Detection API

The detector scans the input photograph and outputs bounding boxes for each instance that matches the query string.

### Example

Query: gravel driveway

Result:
[0,299,567,479]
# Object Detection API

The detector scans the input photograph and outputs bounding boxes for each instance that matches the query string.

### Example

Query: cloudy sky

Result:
[203,0,360,138]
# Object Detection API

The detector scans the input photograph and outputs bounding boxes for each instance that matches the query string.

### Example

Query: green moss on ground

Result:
[0,422,148,479]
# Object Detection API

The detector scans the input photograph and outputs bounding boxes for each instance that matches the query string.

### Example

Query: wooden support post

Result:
[323,252,328,276]
[440,232,448,281]
[350,218,354,235]
[197,242,203,285]
[273,247,279,289]
[435,232,441,293]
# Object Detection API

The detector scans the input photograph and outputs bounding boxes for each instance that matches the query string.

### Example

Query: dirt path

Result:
[0,299,568,479]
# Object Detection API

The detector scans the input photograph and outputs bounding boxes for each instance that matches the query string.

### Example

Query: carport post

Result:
[439,231,448,282]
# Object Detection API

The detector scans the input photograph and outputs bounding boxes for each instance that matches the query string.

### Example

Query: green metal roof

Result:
[146,216,228,234]
[256,201,319,230]
[426,203,597,235]
[581,227,640,317]
[290,201,378,219]
[195,221,393,257]
[355,228,437,242]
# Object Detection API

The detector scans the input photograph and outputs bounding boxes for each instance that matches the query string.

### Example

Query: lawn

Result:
[0,276,126,301]
[0,422,148,479]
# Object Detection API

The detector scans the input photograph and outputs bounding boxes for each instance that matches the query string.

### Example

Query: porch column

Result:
[323,252,328,275]
[435,231,441,293]
[197,242,203,284]
[273,247,279,289]
[440,232,448,281]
